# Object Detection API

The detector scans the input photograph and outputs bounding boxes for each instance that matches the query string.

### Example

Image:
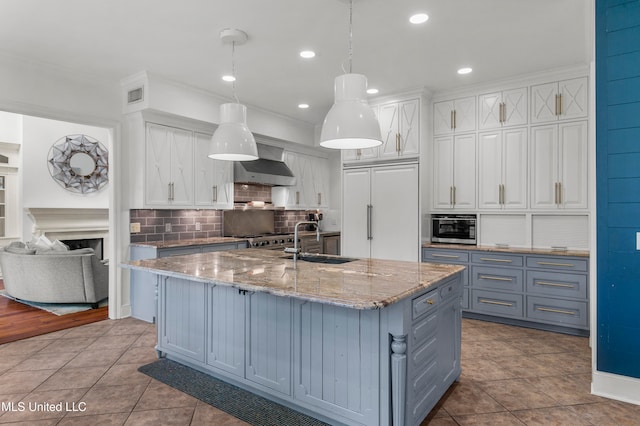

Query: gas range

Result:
[240,234,299,250]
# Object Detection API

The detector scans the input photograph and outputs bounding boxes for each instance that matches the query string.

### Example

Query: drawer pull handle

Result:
[536,307,576,316]
[479,299,513,307]
[424,299,435,305]
[536,261,574,267]
[431,254,460,259]
[537,281,574,288]
[480,257,513,263]
[479,275,513,282]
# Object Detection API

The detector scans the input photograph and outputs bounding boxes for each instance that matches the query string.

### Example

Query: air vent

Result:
[127,87,144,104]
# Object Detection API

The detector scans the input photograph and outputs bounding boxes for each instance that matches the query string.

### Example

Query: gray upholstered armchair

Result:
[0,244,108,307]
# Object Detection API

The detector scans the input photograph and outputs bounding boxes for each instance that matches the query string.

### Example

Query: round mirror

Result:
[69,152,96,176]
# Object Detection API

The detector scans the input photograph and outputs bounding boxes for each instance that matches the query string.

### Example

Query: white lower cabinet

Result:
[343,163,420,261]
[478,128,527,209]
[530,121,588,209]
[433,134,476,209]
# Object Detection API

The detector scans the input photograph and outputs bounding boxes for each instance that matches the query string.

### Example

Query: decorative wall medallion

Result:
[47,134,109,194]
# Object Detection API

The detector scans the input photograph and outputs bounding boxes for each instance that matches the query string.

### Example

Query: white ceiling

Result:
[0,0,591,126]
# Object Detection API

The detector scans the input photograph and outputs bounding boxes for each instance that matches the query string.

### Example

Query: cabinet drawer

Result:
[526,270,587,299]
[422,249,469,263]
[439,278,462,300]
[526,256,588,272]
[471,290,523,318]
[412,289,439,320]
[527,296,588,328]
[411,313,437,348]
[471,252,524,267]
[471,266,524,292]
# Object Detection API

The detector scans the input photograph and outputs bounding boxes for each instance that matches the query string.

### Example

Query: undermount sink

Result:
[284,254,357,264]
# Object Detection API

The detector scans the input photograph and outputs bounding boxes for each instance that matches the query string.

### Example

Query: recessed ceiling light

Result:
[366,88,379,95]
[300,50,316,59]
[298,103,310,109]
[409,13,429,24]
[222,74,236,82]
[457,67,473,75]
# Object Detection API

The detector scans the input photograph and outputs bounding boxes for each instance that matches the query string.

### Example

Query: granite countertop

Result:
[130,237,249,249]
[422,242,590,258]
[124,248,463,310]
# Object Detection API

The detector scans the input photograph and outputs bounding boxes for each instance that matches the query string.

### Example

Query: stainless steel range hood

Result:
[234,143,296,186]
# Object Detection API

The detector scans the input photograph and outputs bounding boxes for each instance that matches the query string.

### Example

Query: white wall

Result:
[21,116,111,239]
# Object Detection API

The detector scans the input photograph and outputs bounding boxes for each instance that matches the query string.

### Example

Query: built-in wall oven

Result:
[431,214,477,245]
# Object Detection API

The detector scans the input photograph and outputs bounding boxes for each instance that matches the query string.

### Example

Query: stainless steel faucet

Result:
[284,221,320,263]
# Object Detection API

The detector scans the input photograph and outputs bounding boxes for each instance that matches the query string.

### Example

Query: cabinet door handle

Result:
[168,183,172,201]
[558,182,562,205]
[479,257,513,263]
[450,110,455,130]
[536,281,574,288]
[449,186,453,206]
[536,307,575,316]
[479,299,514,307]
[453,109,457,129]
[453,186,456,206]
[554,182,559,205]
[212,185,218,202]
[500,102,505,123]
[424,298,435,305]
[366,204,373,240]
[296,191,300,205]
[558,93,563,115]
[431,253,460,259]
[317,192,322,205]
[536,261,575,267]
[396,133,401,153]
[479,275,514,282]
[356,148,362,158]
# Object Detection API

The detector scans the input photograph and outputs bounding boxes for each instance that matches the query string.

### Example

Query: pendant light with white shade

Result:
[208,28,259,161]
[320,0,382,150]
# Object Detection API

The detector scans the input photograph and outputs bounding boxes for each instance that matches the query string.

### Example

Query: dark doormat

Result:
[138,359,330,426]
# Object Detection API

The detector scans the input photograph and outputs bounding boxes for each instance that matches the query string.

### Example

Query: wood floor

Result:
[0,280,108,345]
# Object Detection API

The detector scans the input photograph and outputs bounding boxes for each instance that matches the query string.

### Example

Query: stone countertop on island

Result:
[130,237,249,249]
[124,248,463,310]
[422,242,589,257]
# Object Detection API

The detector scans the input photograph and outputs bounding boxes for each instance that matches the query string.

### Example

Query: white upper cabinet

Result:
[274,151,330,209]
[530,121,587,210]
[343,96,421,163]
[531,77,588,124]
[433,133,476,209]
[145,123,194,207]
[433,96,476,135]
[378,99,420,159]
[194,132,234,209]
[478,87,528,130]
[478,128,528,209]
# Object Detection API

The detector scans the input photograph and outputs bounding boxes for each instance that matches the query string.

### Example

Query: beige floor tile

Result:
[421,417,458,425]
[133,380,199,411]
[124,407,195,425]
[22,328,72,341]
[65,348,128,369]
[190,403,250,426]
[489,355,564,379]
[36,366,109,391]
[461,339,525,360]
[57,412,129,425]
[106,323,156,337]
[0,369,57,394]
[39,337,97,354]
[130,333,157,349]
[453,411,526,425]
[0,354,29,374]
[84,335,139,352]
[62,323,114,339]
[525,375,605,405]
[11,351,76,372]
[477,379,558,411]
[460,358,517,382]
[115,346,158,366]
[512,406,592,425]
[0,339,52,356]
[64,384,148,417]
[441,382,506,416]
[94,363,152,387]
[502,337,567,355]
[533,351,592,374]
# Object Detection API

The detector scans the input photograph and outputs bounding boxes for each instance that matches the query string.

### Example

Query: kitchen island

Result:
[125,249,464,426]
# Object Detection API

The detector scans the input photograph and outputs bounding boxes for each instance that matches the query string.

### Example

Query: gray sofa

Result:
[0,243,108,307]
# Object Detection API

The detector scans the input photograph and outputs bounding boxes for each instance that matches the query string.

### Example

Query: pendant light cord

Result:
[231,41,240,104]
[341,0,354,74]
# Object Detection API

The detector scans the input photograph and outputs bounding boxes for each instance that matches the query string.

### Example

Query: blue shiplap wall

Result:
[596,0,640,378]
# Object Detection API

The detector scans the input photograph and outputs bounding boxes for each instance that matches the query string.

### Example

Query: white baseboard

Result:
[592,371,640,406]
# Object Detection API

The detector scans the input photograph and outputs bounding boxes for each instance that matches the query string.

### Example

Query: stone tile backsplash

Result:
[130,209,317,243]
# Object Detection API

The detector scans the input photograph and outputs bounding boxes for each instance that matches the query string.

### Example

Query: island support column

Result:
[391,333,407,426]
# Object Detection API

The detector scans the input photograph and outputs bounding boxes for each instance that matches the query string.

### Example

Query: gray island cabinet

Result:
[126,249,464,426]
